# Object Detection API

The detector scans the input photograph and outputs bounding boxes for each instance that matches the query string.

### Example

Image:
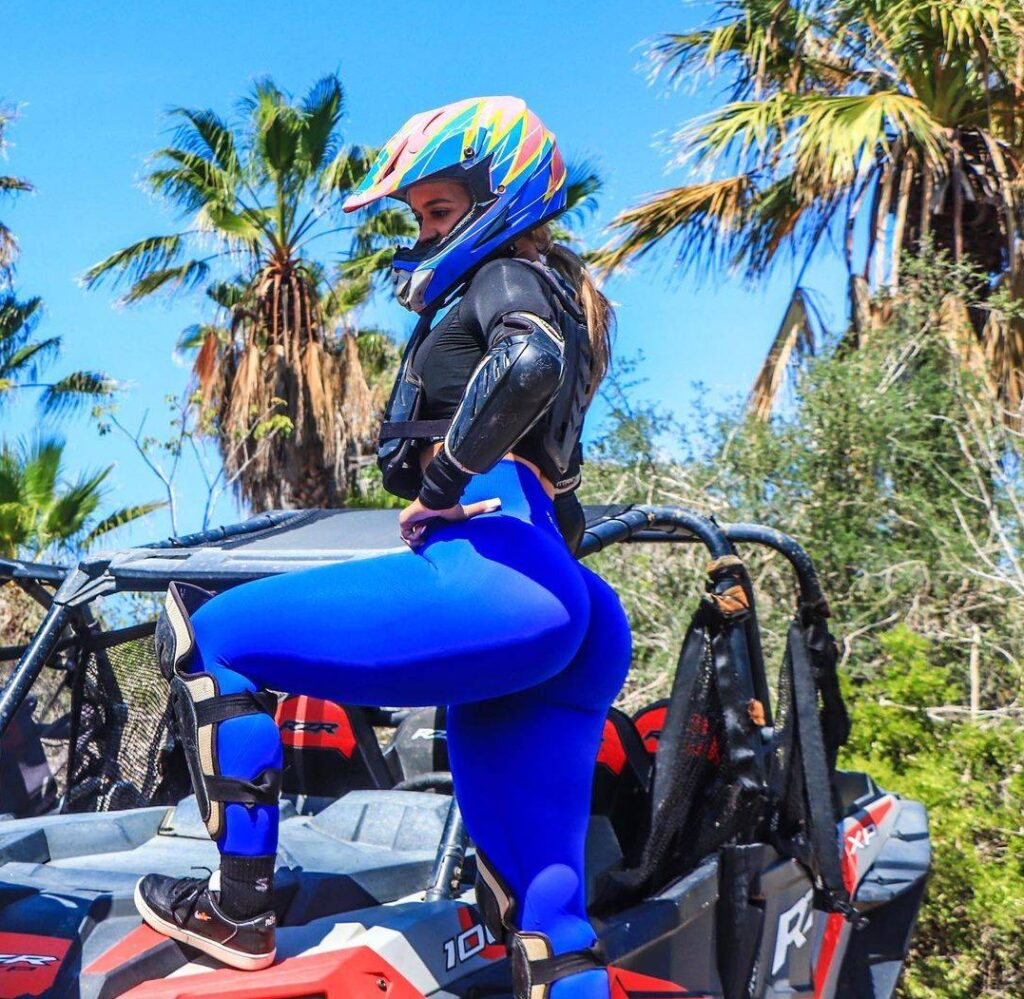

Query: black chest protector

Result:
[378,259,593,500]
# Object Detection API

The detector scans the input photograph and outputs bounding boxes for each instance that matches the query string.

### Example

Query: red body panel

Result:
[121,945,427,999]
[0,931,71,997]
[275,695,357,757]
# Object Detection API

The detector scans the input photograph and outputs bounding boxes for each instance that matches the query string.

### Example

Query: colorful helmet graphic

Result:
[342,96,567,313]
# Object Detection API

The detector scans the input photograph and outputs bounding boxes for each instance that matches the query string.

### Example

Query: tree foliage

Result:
[84,76,381,510]
[0,104,33,285]
[0,436,163,560]
[600,1,1024,418]
[0,106,113,417]
[583,251,1024,995]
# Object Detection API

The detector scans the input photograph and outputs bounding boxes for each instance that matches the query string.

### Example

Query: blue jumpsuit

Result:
[187,459,631,999]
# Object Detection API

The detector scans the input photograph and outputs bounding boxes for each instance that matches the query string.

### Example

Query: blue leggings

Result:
[187,460,631,999]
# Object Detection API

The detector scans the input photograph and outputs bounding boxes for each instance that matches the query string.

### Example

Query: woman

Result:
[135,97,630,999]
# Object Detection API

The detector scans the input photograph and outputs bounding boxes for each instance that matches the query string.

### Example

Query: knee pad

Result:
[157,582,282,840]
[476,852,606,999]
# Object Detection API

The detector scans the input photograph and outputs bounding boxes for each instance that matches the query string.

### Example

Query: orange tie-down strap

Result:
[710,584,749,617]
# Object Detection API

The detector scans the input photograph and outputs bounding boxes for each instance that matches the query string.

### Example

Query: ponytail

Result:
[530,225,613,402]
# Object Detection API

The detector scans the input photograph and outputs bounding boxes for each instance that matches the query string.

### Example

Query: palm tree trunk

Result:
[979,132,1018,269]
[889,150,917,290]
[920,167,933,242]
[845,178,871,277]
[951,133,964,263]
[873,159,895,290]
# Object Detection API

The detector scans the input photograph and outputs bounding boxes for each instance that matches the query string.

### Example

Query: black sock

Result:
[218,853,275,921]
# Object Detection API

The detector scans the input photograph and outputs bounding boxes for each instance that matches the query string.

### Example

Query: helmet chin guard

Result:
[391,267,434,314]
[343,97,567,313]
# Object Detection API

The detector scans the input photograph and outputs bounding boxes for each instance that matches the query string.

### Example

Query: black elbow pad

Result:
[447,312,565,472]
[417,312,565,509]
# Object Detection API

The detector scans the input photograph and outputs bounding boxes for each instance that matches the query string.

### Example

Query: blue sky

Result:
[2,1,850,551]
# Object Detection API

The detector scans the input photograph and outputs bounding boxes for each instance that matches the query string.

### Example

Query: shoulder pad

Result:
[461,257,557,337]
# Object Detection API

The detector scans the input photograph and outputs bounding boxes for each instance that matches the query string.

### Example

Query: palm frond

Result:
[0,221,18,277]
[39,371,115,417]
[167,107,240,174]
[748,286,815,420]
[206,279,250,311]
[195,202,264,242]
[0,336,61,383]
[81,233,186,290]
[647,2,830,98]
[351,206,417,250]
[42,466,110,540]
[596,176,753,276]
[20,437,65,510]
[339,246,396,283]
[788,92,947,191]
[321,144,373,196]
[647,26,746,87]
[148,148,236,211]
[0,175,33,198]
[82,500,166,547]
[119,259,211,304]
[562,159,604,227]
[177,321,227,353]
[681,91,945,188]
[299,74,344,175]
[0,294,42,341]
[321,275,371,321]
[254,92,301,179]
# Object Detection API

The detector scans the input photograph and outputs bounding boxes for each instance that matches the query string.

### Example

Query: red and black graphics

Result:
[0,931,71,997]
[592,708,654,862]
[275,697,392,797]
[812,795,899,996]
[633,699,669,755]
[684,711,721,766]
[276,695,358,756]
[444,905,504,971]
[633,699,721,766]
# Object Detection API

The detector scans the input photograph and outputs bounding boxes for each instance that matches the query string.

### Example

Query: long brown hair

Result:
[527,224,613,401]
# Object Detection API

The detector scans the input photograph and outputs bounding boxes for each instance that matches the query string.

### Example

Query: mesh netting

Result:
[767,643,808,851]
[658,626,758,876]
[595,614,744,910]
[0,643,74,817]
[63,624,190,813]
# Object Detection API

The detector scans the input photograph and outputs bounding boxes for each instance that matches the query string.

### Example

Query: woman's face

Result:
[407,180,472,246]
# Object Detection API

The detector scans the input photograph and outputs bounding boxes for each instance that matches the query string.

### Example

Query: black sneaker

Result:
[134,871,276,971]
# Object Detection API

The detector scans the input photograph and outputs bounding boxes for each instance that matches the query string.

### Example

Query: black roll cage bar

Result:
[0,505,826,740]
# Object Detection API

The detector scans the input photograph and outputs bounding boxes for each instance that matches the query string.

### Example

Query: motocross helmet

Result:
[342,96,567,313]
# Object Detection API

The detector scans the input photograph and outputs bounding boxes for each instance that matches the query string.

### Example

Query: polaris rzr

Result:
[0,505,930,998]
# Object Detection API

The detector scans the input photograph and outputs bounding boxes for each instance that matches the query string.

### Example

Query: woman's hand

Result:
[399,497,502,549]
[399,496,502,549]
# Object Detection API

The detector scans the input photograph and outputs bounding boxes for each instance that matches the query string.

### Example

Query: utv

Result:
[0,505,929,998]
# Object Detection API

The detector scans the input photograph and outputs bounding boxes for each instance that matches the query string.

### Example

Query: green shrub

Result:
[589,251,1024,995]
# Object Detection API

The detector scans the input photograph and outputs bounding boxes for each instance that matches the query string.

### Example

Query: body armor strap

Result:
[378,419,451,442]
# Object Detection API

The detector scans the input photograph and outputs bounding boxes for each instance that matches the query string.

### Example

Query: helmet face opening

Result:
[343,97,567,312]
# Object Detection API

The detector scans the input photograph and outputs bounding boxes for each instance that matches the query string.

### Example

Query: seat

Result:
[275,695,393,797]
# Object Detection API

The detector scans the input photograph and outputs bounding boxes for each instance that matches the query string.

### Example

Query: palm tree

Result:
[600,0,1024,417]
[0,436,163,560]
[174,267,393,503]
[0,104,32,285]
[1,294,113,416]
[84,75,378,510]
[0,106,113,416]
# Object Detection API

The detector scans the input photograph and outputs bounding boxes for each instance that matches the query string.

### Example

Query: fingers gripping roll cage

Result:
[154,582,281,840]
